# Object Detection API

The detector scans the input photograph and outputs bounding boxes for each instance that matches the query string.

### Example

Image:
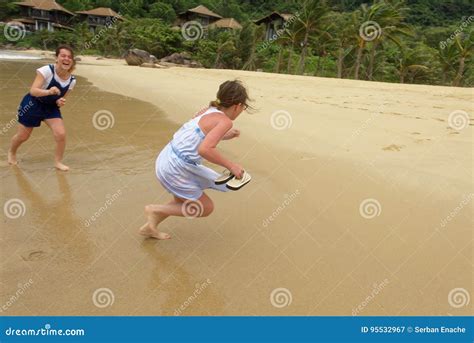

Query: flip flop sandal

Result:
[226,171,252,190]
[215,169,234,185]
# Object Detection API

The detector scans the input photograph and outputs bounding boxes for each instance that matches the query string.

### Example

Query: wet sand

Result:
[0,58,472,316]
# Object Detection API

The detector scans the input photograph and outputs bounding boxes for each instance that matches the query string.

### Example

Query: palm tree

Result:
[365,0,412,81]
[438,42,459,85]
[242,24,265,71]
[331,13,357,78]
[285,27,300,74]
[396,46,429,83]
[213,31,236,68]
[272,21,299,74]
[452,32,473,87]
[352,9,369,80]
[312,29,333,76]
[293,0,331,75]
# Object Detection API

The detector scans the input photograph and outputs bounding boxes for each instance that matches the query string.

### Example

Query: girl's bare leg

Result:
[8,125,33,165]
[44,118,69,171]
[139,193,214,240]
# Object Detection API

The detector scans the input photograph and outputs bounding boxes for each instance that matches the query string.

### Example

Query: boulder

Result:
[124,49,154,66]
[140,63,156,68]
[160,52,202,68]
[190,61,203,68]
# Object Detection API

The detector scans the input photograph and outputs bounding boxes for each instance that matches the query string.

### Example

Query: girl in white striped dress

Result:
[140,80,251,239]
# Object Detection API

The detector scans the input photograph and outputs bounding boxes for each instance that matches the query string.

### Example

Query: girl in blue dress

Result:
[140,80,251,239]
[8,45,76,171]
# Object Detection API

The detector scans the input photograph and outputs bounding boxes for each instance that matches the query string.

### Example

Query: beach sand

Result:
[0,53,472,316]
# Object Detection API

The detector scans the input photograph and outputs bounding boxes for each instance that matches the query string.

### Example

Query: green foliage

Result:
[119,18,183,57]
[1,0,472,86]
[148,2,177,23]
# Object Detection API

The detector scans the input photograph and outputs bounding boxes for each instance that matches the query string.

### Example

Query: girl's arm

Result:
[222,128,240,140]
[56,88,72,107]
[29,72,59,97]
[198,118,244,177]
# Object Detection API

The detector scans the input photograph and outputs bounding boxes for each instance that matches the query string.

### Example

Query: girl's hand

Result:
[229,163,244,179]
[56,97,66,107]
[49,86,60,95]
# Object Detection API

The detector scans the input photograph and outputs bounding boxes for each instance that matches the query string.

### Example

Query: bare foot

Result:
[138,205,171,240]
[8,150,17,165]
[55,161,69,171]
[139,223,171,240]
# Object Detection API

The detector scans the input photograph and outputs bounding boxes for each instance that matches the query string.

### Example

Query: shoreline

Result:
[1,48,471,196]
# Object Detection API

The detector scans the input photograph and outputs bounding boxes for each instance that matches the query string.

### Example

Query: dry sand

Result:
[0,50,472,316]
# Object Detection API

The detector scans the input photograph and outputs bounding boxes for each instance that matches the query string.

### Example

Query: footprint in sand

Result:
[22,250,49,261]
[411,132,421,135]
[382,144,404,151]
[447,127,462,134]
[415,138,432,143]
[434,118,445,122]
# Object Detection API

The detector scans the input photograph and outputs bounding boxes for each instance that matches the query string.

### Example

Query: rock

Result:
[140,63,156,68]
[180,51,191,59]
[150,55,158,63]
[124,49,154,66]
[190,61,203,68]
[74,57,81,62]
[160,52,202,67]
[96,57,104,60]
[158,61,178,67]
[160,52,193,64]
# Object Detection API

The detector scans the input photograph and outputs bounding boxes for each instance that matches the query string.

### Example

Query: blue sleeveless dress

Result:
[155,107,230,200]
[17,64,75,127]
